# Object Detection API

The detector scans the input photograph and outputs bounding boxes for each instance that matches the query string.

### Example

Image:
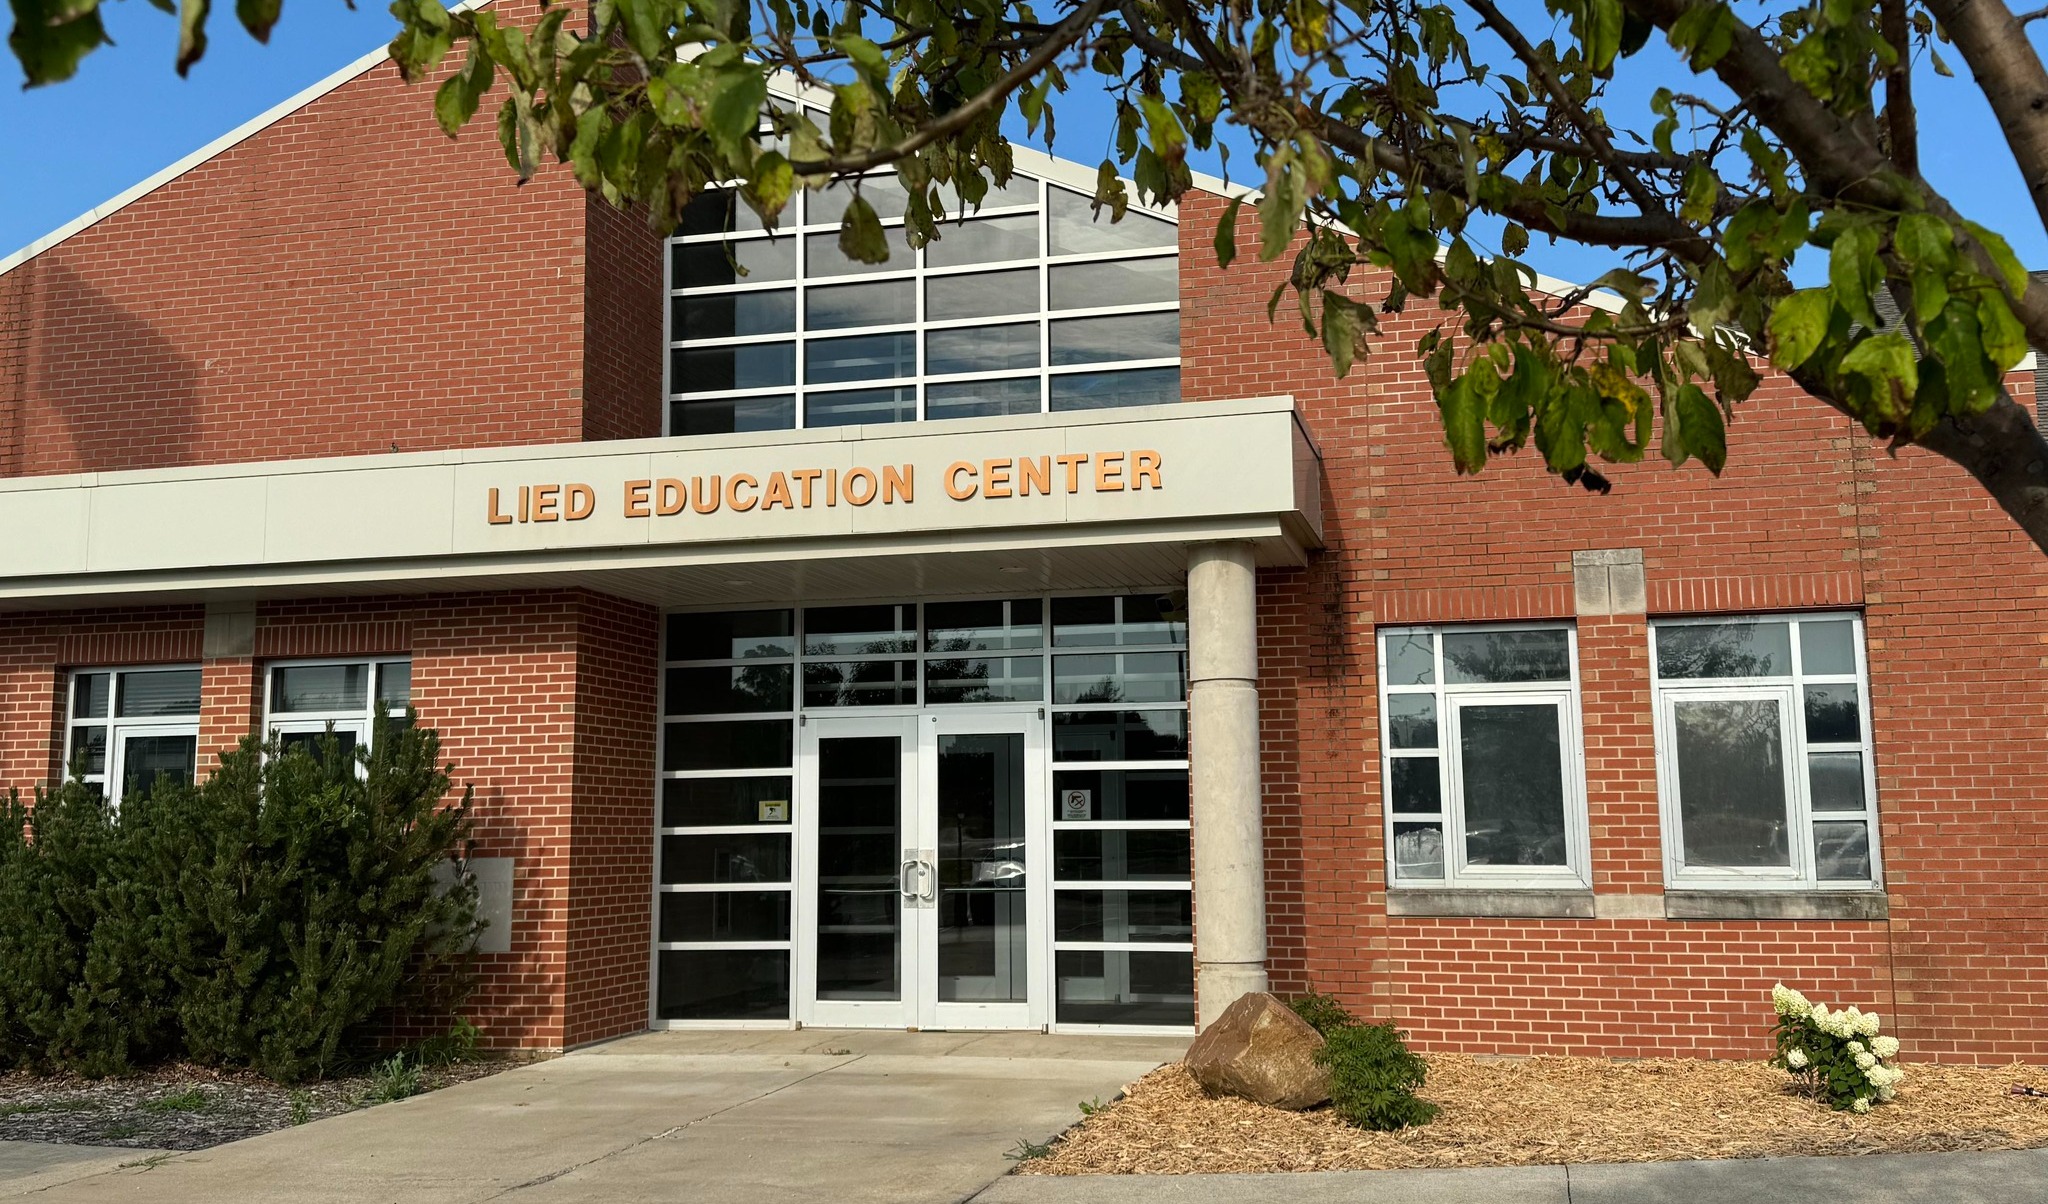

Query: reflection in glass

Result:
[671,238,794,286]
[805,230,907,276]
[673,290,796,339]
[936,733,1029,1003]
[805,279,915,330]
[805,387,916,428]
[70,725,106,776]
[1392,822,1444,880]
[1814,821,1871,881]
[926,269,1039,319]
[661,832,793,883]
[376,663,411,709]
[675,189,767,237]
[1052,768,1189,821]
[1046,187,1178,255]
[1051,594,1186,647]
[271,665,367,713]
[1442,629,1571,684]
[277,728,358,764]
[663,719,794,771]
[1053,829,1192,880]
[1049,313,1179,365]
[927,323,1039,374]
[121,734,197,801]
[662,776,795,827]
[666,610,795,661]
[1383,632,1435,685]
[1054,890,1191,941]
[670,394,796,435]
[1051,652,1187,705]
[1807,752,1867,812]
[671,342,795,391]
[808,174,910,224]
[1054,950,1193,1025]
[1050,258,1176,309]
[925,214,1040,267]
[72,672,110,719]
[1673,698,1790,867]
[1799,620,1858,676]
[1385,694,1437,748]
[1458,703,1567,866]
[926,376,1042,419]
[664,664,793,715]
[657,949,788,1020]
[1656,621,1792,679]
[803,605,916,655]
[807,332,915,383]
[660,890,791,942]
[117,669,202,717]
[1052,710,1188,761]
[926,599,1044,651]
[803,660,918,707]
[1389,757,1440,816]
[815,736,903,1001]
[1048,367,1180,411]
[924,656,1043,704]
[1804,684,1862,743]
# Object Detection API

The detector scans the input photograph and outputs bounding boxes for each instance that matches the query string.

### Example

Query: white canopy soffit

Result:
[0,398,1323,610]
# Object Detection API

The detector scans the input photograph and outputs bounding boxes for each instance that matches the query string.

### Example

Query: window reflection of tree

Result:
[1458,706,1567,866]
[1658,624,1781,679]
[803,635,912,707]
[928,635,995,702]
[1675,698,1789,865]
[1441,631,1569,683]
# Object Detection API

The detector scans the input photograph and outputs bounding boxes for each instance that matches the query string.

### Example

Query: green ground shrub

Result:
[0,718,481,1081]
[1287,992,1440,1131]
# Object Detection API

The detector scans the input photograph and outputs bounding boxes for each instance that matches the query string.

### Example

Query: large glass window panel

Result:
[1050,258,1176,309]
[804,231,908,277]
[924,656,1044,704]
[676,189,767,237]
[1049,313,1179,366]
[1052,768,1189,822]
[1799,620,1858,676]
[1051,594,1186,648]
[802,660,918,708]
[1389,757,1441,816]
[670,394,796,436]
[116,669,201,717]
[1392,822,1445,880]
[938,173,1039,214]
[672,238,795,286]
[1053,829,1192,881]
[1386,694,1438,748]
[1052,710,1188,761]
[667,610,795,661]
[1804,684,1862,743]
[805,279,915,331]
[925,215,1040,267]
[1052,652,1188,705]
[1656,621,1793,679]
[1383,632,1436,685]
[664,664,794,715]
[1814,821,1871,881]
[73,672,110,719]
[808,175,910,224]
[926,376,1041,419]
[927,322,1039,375]
[815,736,904,1001]
[663,720,794,771]
[120,734,196,800]
[1054,890,1192,942]
[1049,367,1180,411]
[661,832,793,883]
[806,332,915,383]
[70,726,107,776]
[376,663,411,709]
[672,290,796,339]
[660,890,792,942]
[277,728,359,763]
[803,605,915,655]
[1047,188,1178,255]
[935,733,1029,1003]
[926,269,1039,320]
[1807,752,1867,812]
[662,776,796,827]
[1458,703,1568,867]
[671,342,795,392]
[1441,630,1571,684]
[926,599,1044,652]
[805,387,916,428]
[273,664,370,713]
[1054,950,1193,1026]
[657,949,788,1020]
[1671,697,1791,867]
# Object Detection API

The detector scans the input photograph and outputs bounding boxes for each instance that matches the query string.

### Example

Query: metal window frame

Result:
[1375,622,1592,891]
[1648,612,1883,891]
[61,664,203,807]
[261,656,413,762]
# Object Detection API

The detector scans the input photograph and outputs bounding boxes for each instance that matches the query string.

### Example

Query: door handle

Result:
[899,858,920,899]
[919,855,937,903]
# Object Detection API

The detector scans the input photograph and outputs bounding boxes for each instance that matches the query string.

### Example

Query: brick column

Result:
[198,604,261,766]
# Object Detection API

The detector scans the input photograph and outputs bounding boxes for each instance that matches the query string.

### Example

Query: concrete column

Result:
[1187,541,1268,1026]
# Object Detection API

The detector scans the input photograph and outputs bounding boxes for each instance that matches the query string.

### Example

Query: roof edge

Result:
[0,0,493,277]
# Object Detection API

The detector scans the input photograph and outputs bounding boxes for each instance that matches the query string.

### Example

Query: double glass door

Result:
[797,711,1046,1029]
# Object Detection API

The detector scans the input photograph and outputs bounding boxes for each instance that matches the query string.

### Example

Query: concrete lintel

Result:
[201,601,256,659]
[1664,890,1890,921]
[1386,889,1596,919]
[1591,893,1666,920]
[1572,547,1646,617]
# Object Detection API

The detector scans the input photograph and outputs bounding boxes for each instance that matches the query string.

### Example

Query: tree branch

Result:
[1917,0,2048,239]
[1877,0,1918,177]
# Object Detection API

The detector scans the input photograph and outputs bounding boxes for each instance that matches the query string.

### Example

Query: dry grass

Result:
[1024,1056,2048,1175]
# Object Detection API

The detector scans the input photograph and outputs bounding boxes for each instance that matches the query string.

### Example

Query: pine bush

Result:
[1287,992,1439,1131]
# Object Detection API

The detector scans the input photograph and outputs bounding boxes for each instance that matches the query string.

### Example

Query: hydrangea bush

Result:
[1770,984,1904,1113]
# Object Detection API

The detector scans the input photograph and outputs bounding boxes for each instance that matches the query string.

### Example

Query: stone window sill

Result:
[1386,889,1595,919]
[1663,890,1888,921]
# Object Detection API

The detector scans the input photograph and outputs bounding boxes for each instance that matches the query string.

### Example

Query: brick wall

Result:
[0,590,659,1051]
[1181,188,2048,1062]
[0,0,646,478]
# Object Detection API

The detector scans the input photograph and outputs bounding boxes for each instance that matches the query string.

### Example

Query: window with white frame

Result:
[665,167,1181,436]
[63,666,202,806]
[1651,614,1880,890]
[264,659,412,761]
[1377,625,1590,889]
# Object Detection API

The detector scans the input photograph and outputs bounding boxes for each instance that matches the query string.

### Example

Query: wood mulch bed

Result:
[1022,1055,2048,1175]
[0,1057,531,1151]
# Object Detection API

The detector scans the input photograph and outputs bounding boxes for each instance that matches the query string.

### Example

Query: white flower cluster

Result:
[1805,1002,1883,1039]
[1769,983,1905,1110]
[1786,1048,1809,1069]
[1772,983,1812,1018]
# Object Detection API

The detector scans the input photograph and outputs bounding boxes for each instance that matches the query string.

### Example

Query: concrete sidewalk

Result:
[973,1147,2048,1203]
[0,1029,1185,1204]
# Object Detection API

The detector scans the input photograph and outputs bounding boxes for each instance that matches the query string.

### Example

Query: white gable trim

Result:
[0,0,493,277]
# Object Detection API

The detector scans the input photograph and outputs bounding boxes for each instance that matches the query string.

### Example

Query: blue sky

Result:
[2,3,2042,287]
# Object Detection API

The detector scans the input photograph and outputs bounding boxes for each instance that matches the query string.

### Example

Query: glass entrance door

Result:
[797,711,1046,1029]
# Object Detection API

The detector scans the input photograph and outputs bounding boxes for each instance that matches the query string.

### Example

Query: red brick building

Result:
[5,5,2045,1061]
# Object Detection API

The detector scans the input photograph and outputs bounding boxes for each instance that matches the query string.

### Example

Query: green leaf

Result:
[1500,222,1528,258]
[568,105,608,188]
[1673,383,1727,473]
[1768,289,1832,370]
[705,67,768,159]
[235,0,281,43]
[1893,212,1954,273]
[11,5,110,85]
[1320,291,1377,378]
[1259,146,1304,261]
[1959,219,2029,296]
[1214,196,1244,269]
[176,0,209,75]
[433,45,494,137]
[1839,332,1919,415]
[1438,374,1487,472]
[838,193,888,264]
[1976,290,2029,370]
[614,0,670,62]
[1828,223,1882,330]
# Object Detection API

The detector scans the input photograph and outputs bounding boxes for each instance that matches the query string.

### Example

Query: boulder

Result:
[1182,991,1330,1110]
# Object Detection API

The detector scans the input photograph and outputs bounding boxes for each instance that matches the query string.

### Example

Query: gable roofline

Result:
[0,0,493,278]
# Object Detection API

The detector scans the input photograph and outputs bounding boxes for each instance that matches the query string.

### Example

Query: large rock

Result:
[1183,992,1330,1110]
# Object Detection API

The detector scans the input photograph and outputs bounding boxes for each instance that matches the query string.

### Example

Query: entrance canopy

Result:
[0,397,1321,610]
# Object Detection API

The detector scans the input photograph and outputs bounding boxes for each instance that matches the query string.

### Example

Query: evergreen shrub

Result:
[1287,992,1440,1131]
[0,718,480,1081]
